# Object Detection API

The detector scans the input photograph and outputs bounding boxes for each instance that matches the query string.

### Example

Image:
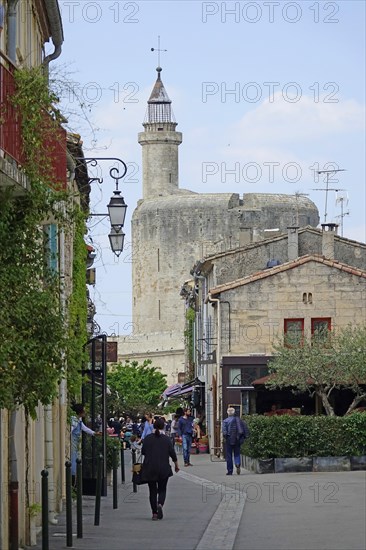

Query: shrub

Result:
[241,414,366,458]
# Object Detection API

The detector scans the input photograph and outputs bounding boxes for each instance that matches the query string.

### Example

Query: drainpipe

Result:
[58,214,67,509]
[6,0,20,63]
[220,300,231,352]
[9,410,18,550]
[44,403,58,524]
[206,293,221,454]
[44,222,61,526]
[194,272,208,444]
[193,273,206,370]
[42,0,64,77]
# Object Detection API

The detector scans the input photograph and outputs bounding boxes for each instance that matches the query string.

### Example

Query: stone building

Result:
[117,68,320,384]
[185,224,366,450]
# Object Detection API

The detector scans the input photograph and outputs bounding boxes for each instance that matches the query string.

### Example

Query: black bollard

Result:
[113,446,118,509]
[65,461,73,548]
[76,458,83,538]
[41,470,49,550]
[120,442,125,484]
[132,448,137,493]
[94,454,103,526]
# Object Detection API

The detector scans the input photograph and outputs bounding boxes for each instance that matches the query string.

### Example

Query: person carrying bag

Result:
[140,417,179,520]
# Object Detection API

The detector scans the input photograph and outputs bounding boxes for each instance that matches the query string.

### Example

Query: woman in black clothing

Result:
[141,417,179,520]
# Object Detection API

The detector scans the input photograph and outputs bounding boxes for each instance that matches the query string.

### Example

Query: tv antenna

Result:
[335,192,350,237]
[151,36,167,67]
[312,168,346,223]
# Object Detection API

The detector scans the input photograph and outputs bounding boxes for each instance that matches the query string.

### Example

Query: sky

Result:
[54,0,366,336]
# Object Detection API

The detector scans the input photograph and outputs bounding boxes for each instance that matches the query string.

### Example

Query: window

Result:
[43,224,58,273]
[229,368,242,385]
[311,318,331,343]
[284,318,304,347]
[228,366,260,387]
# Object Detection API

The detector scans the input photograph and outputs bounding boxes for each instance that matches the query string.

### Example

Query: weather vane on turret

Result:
[151,35,167,67]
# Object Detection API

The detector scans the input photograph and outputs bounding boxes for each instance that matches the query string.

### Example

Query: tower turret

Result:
[138,67,182,198]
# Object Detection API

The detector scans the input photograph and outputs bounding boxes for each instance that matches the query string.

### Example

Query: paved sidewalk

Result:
[27,452,366,550]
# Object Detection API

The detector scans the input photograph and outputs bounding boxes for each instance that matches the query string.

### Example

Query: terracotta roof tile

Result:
[209,254,366,295]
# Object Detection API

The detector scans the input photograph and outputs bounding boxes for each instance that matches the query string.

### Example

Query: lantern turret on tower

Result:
[138,67,182,198]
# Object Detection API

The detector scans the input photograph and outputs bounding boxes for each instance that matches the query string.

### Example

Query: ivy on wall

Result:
[0,66,88,416]
[67,209,88,399]
[184,307,196,379]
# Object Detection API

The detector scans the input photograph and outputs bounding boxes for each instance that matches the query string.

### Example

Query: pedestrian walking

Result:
[177,407,195,467]
[141,412,154,440]
[170,414,179,445]
[141,417,179,520]
[70,403,100,484]
[222,407,249,475]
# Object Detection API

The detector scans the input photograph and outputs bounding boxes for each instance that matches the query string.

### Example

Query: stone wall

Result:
[122,194,321,383]
[214,261,366,357]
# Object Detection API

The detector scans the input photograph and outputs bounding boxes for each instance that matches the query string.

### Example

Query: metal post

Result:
[65,461,73,547]
[132,448,137,493]
[94,454,103,526]
[9,482,19,550]
[41,470,49,550]
[76,458,83,538]
[120,441,125,484]
[113,447,118,509]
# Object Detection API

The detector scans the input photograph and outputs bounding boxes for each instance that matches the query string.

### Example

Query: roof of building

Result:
[209,254,366,296]
[145,67,175,124]
[148,67,172,104]
[196,226,366,268]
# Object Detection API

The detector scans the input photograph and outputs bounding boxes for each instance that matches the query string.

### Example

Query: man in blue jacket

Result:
[222,407,249,475]
[177,408,195,466]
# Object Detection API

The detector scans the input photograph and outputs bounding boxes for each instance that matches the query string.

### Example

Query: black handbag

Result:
[132,461,147,485]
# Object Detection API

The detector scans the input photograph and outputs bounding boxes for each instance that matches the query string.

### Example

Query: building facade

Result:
[0,3,89,548]
[186,224,366,451]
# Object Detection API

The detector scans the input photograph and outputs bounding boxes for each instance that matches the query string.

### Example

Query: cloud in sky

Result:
[232,92,365,146]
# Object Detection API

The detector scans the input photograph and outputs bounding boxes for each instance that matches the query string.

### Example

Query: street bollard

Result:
[41,470,49,550]
[94,454,103,526]
[120,441,125,484]
[132,448,137,493]
[65,461,73,548]
[76,458,83,538]
[113,446,118,509]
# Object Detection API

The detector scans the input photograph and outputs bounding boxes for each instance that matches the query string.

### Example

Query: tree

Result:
[266,324,366,416]
[107,360,167,417]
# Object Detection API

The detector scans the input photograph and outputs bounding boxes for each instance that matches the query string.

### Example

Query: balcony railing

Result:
[0,51,67,189]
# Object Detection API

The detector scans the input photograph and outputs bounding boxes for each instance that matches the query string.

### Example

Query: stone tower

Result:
[138,67,182,198]
[117,69,320,384]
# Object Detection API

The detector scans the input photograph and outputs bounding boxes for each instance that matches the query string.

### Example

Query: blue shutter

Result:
[44,224,58,273]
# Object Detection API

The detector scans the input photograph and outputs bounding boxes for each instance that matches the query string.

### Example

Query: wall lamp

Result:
[74,157,128,257]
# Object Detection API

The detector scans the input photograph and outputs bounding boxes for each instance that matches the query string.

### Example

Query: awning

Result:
[161,378,204,401]
[252,374,275,385]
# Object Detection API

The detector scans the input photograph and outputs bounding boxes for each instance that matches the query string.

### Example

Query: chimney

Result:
[321,223,338,259]
[287,226,299,261]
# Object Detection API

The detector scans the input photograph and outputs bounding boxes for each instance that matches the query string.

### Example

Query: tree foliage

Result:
[267,324,366,416]
[107,360,167,417]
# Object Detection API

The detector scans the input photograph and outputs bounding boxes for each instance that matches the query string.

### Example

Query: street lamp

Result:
[74,157,128,257]
[108,227,125,257]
